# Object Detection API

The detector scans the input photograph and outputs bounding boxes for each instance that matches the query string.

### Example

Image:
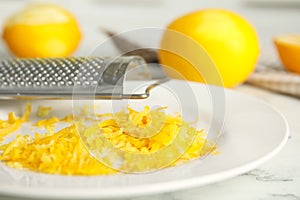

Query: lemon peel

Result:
[159,9,260,87]
[0,105,216,175]
[0,103,31,142]
[2,4,81,58]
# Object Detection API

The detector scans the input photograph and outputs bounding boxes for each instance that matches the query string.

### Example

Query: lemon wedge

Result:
[274,35,300,74]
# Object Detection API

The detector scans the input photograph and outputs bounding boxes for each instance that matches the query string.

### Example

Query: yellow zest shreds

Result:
[113,106,168,138]
[0,126,117,175]
[61,114,74,122]
[0,105,217,176]
[33,113,74,133]
[128,106,152,127]
[34,117,59,133]
[0,104,31,142]
[37,106,52,118]
[98,107,181,152]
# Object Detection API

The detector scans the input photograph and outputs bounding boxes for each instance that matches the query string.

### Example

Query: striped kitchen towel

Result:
[247,58,300,97]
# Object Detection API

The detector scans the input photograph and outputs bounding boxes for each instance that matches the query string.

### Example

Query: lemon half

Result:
[274,35,300,74]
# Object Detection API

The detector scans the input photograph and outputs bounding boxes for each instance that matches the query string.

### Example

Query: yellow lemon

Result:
[274,35,300,74]
[2,4,82,58]
[159,9,260,87]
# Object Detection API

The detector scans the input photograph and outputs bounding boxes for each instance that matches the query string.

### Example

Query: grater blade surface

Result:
[0,56,145,100]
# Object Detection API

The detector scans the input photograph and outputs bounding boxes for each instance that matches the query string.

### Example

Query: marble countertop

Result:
[0,0,299,199]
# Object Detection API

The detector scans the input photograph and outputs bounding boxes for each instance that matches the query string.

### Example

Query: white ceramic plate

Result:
[0,80,289,199]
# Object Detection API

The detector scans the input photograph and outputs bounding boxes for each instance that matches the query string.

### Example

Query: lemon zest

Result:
[37,106,53,118]
[0,103,31,142]
[0,105,216,176]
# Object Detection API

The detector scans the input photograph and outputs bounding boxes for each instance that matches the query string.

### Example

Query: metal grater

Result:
[0,56,167,100]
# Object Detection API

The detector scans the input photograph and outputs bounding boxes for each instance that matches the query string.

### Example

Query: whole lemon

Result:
[159,9,260,87]
[2,4,82,58]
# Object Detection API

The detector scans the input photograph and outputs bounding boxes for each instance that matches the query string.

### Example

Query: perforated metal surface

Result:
[0,57,136,99]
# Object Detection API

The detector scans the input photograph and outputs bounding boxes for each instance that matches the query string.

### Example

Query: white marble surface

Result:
[0,0,300,199]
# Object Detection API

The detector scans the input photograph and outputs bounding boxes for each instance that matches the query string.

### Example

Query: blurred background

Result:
[1,0,300,59]
[0,0,300,96]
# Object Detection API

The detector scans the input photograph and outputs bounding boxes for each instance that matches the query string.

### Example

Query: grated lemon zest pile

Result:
[0,104,216,176]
